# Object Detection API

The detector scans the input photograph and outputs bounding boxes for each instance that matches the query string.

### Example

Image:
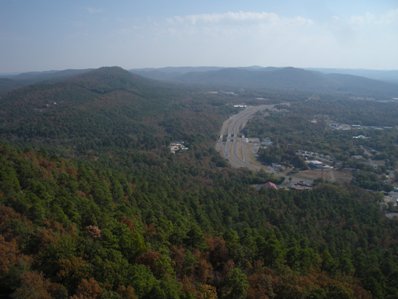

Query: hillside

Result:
[0,69,91,94]
[133,66,398,98]
[0,78,22,94]
[1,66,398,298]
[0,67,206,154]
[309,68,398,83]
[132,67,223,82]
[2,139,397,298]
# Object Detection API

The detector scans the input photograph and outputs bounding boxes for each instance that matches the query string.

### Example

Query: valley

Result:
[215,102,355,189]
[215,104,274,171]
[1,67,398,299]
[2,1,398,298]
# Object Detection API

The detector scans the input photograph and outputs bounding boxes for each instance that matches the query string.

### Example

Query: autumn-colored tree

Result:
[136,251,161,273]
[194,251,214,283]
[70,278,102,299]
[117,285,138,299]
[207,237,229,272]
[56,256,91,291]
[12,272,53,299]
[247,270,275,299]
[199,284,218,299]
[0,236,19,274]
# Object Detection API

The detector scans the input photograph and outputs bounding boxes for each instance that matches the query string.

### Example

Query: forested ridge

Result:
[2,143,398,298]
[1,67,398,298]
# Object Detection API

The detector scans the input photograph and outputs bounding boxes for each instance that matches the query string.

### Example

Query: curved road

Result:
[215,105,277,171]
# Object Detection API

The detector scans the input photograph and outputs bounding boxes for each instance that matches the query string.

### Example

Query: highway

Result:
[215,105,276,171]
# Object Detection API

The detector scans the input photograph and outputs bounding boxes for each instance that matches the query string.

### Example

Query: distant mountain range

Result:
[2,65,398,98]
[133,66,398,98]
[0,69,91,94]
[309,68,398,83]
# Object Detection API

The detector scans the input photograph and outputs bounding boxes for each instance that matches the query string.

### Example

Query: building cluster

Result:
[329,121,393,131]
[290,180,313,190]
[353,135,368,139]
[170,141,188,154]
[305,160,333,169]
[296,150,333,169]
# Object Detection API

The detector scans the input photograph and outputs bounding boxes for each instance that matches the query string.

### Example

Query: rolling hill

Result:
[0,69,92,94]
[0,67,190,153]
[133,66,398,97]
[0,78,22,94]
[309,68,398,83]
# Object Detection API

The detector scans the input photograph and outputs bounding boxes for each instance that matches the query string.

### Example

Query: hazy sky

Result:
[1,0,397,72]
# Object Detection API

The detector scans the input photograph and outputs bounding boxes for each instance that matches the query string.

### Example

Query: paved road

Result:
[215,105,276,171]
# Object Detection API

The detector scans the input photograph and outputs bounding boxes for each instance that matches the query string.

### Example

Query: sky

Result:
[0,0,397,72]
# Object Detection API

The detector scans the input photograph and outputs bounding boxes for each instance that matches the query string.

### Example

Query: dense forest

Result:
[1,67,398,298]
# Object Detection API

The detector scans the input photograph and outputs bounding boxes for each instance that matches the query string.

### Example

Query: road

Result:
[215,103,349,187]
[215,105,276,171]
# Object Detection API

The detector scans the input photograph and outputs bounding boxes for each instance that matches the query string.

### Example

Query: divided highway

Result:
[215,105,276,171]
